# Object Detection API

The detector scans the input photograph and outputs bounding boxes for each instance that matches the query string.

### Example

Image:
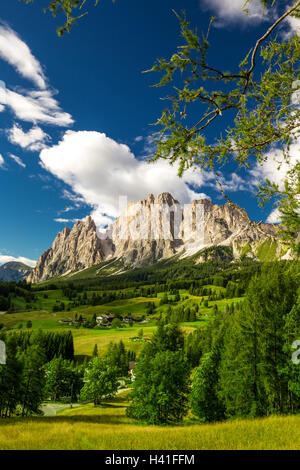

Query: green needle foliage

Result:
[146,1,299,248]
[19,0,114,36]
[19,0,299,250]
[190,349,225,423]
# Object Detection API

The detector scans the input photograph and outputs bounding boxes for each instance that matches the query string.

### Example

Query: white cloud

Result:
[7,123,50,151]
[0,87,73,126]
[284,14,300,37]
[0,23,46,89]
[134,136,143,142]
[0,24,73,129]
[8,153,26,168]
[202,0,299,37]
[60,206,74,214]
[90,211,116,229]
[0,254,36,267]
[266,207,281,224]
[209,172,247,192]
[0,154,4,168]
[62,189,86,208]
[250,137,299,223]
[250,139,299,191]
[143,135,157,156]
[40,130,212,227]
[54,218,78,223]
[201,0,266,23]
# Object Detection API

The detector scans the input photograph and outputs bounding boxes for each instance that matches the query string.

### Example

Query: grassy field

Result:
[0,307,200,357]
[1,287,241,328]
[72,323,198,356]
[0,285,243,357]
[0,392,299,450]
[72,324,157,357]
[1,275,298,450]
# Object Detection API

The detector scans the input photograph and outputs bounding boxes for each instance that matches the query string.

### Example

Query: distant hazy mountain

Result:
[28,192,293,284]
[0,262,33,282]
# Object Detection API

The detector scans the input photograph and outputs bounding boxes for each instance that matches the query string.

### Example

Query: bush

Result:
[111,318,122,329]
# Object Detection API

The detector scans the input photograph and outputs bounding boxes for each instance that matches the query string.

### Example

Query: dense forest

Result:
[0,260,299,423]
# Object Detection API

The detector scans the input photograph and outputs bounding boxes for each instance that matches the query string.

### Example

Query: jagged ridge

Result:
[28,193,288,283]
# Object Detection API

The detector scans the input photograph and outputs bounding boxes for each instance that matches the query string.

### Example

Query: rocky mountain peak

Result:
[146,193,155,204]
[28,192,286,283]
[27,215,105,283]
[155,192,179,206]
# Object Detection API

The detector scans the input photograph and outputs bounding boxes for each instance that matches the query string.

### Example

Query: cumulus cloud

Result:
[266,207,281,224]
[201,0,267,24]
[0,154,4,168]
[8,153,26,168]
[211,172,247,192]
[0,254,36,267]
[40,130,213,227]
[0,88,73,126]
[7,123,50,151]
[0,23,46,89]
[283,14,300,38]
[250,139,299,192]
[201,0,299,37]
[250,138,299,223]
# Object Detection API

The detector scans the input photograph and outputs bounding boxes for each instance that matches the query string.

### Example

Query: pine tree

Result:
[282,297,300,412]
[0,335,23,417]
[143,323,185,358]
[127,350,190,424]
[247,265,296,414]
[20,344,46,416]
[191,348,225,422]
[218,306,266,418]
[92,344,98,357]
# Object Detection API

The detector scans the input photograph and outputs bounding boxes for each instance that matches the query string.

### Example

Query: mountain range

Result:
[0,262,33,282]
[27,193,292,284]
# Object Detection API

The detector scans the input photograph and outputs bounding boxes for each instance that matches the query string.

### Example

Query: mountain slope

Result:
[0,262,33,282]
[27,193,289,283]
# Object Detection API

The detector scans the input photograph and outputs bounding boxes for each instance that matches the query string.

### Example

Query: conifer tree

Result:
[92,344,98,357]
[20,344,46,416]
[127,350,190,424]
[0,335,23,417]
[191,348,225,422]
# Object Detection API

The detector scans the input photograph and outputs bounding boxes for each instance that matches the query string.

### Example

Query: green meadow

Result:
[0,392,299,450]
[1,260,299,451]
[0,286,233,356]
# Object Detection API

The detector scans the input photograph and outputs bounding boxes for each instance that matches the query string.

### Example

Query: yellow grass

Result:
[0,393,299,450]
[72,325,196,357]
[72,326,155,357]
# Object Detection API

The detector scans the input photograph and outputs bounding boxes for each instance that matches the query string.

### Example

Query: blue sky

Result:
[0,0,298,266]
